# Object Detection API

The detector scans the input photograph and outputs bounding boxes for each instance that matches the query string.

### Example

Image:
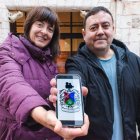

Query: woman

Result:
[0,6,89,140]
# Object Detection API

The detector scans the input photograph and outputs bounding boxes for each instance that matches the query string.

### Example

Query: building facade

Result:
[0,0,140,73]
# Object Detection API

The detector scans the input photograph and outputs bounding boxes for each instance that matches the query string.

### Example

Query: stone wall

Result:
[0,3,9,45]
[0,0,140,55]
[115,0,140,55]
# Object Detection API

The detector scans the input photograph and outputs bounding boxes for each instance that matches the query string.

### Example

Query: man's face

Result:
[82,11,114,53]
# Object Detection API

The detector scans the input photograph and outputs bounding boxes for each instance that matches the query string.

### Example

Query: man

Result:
[50,6,140,140]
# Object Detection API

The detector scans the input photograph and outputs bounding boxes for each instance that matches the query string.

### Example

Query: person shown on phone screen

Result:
[50,6,140,140]
[0,6,89,140]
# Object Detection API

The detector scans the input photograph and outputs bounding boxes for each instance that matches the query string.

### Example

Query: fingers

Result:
[49,87,58,102]
[50,78,56,87]
[45,111,89,140]
[54,113,89,139]
[49,78,58,105]
[63,113,89,138]
[81,86,88,96]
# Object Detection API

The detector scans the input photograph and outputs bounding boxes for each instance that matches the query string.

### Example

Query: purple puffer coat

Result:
[0,33,62,140]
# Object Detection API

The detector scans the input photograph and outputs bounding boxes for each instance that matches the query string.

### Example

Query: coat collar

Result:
[78,39,128,62]
[7,33,52,65]
[19,35,52,63]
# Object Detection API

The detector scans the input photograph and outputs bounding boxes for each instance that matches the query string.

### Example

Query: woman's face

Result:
[29,21,55,48]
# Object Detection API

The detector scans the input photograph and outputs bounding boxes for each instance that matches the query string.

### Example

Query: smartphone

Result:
[56,74,84,127]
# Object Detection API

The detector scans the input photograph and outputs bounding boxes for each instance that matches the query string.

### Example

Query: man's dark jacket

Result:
[66,39,140,140]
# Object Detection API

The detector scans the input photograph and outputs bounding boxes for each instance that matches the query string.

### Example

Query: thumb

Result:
[53,120,62,133]
[82,86,88,96]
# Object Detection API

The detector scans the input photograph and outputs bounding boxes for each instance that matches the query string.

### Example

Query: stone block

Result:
[123,2,140,15]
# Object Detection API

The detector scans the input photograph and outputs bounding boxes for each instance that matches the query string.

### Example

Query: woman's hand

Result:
[31,78,89,139]
[54,113,89,140]
[31,106,89,140]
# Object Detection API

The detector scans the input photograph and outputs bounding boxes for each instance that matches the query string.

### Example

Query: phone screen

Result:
[56,74,84,127]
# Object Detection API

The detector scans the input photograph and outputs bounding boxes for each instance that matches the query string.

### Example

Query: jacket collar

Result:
[7,33,53,65]
[19,36,52,63]
[78,39,128,62]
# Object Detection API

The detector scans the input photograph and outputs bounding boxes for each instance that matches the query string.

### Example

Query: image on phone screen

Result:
[56,74,84,127]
